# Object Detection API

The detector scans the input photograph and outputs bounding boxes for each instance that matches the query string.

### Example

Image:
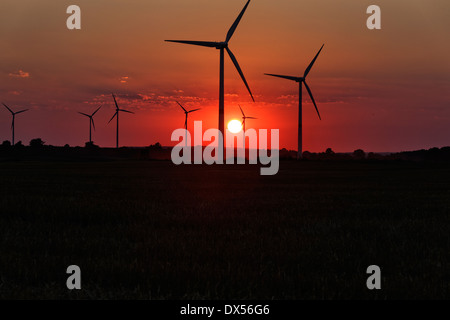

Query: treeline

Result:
[2,139,450,162]
[278,147,450,162]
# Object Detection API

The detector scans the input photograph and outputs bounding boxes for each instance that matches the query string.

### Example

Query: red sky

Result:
[0,0,449,152]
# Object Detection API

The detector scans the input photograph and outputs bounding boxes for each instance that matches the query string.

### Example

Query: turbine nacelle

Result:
[216,42,228,49]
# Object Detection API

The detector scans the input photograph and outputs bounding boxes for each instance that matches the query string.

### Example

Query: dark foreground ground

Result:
[1,160,450,299]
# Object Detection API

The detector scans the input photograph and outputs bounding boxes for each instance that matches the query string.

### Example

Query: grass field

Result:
[1,160,450,299]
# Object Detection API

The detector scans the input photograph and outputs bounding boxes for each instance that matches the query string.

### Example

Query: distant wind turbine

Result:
[2,103,29,145]
[78,106,101,144]
[265,44,324,159]
[177,101,201,147]
[108,94,134,148]
[166,0,254,158]
[177,101,201,131]
[238,104,257,150]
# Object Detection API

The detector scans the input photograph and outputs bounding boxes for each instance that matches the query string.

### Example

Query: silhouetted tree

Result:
[14,141,24,148]
[1,140,11,148]
[149,142,162,150]
[322,148,336,160]
[279,148,295,160]
[353,149,366,160]
[30,138,45,148]
[325,148,334,155]
[367,152,383,160]
[85,141,99,149]
[302,151,312,160]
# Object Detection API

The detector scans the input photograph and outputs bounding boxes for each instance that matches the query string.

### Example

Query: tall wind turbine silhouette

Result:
[108,94,134,149]
[265,44,324,159]
[165,0,254,159]
[78,106,101,144]
[238,104,257,150]
[2,103,29,145]
[177,101,201,147]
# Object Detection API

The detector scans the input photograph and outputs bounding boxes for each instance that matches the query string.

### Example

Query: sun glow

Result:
[227,119,243,134]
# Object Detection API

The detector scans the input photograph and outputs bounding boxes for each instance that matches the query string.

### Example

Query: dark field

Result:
[1,160,450,299]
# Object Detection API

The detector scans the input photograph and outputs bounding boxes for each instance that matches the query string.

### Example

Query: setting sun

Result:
[227,119,243,134]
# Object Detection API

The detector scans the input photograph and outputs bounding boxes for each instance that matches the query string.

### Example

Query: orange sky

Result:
[0,0,449,152]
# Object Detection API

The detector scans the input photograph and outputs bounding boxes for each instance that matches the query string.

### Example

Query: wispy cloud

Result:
[119,76,129,83]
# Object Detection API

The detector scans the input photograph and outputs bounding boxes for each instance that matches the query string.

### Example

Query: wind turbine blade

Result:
[165,40,218,48]
[304,81,321,120]
[246,117,257,119]
[225,0,251,43]
[303,44,324,78]
[226,47,254,102]
[188,108,201,113]
[78,112,90,117]
[15,109,29,114]
[91,118,96,131]
[238,105,245,117]
[119,109,134,114]
[108,112,118,123]
[2,103,13,114]
[112,94,119,110]
[176,101,187,113]
[92,106,101,116]
[264,73,299,82]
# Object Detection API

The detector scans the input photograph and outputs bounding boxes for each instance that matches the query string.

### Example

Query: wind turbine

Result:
[78,106,101,144]
[176,101,201,147]
[265,44,324,159]
[108,94,134,149]
[238,104,257,150]
[177,101,201,131]
[2,103,29,145]
[165,0,254,158]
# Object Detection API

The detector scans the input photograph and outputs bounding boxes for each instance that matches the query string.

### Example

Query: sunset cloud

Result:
[138,93,156,101]
[119,76,129,83]
[9,70,30,78]
[277,95,296,100]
